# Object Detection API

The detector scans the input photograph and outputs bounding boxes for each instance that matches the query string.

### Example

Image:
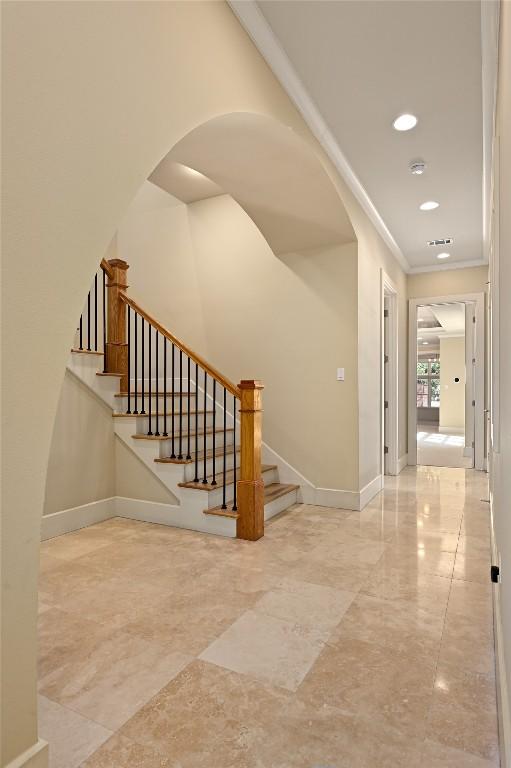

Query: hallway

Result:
[38,467,498,768]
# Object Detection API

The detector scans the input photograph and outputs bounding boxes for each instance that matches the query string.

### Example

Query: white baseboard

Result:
[359,475,383,509]
[312,486,359,510]
[41,498,116,540]
[439,425,465,435]
[494,578,511,767]
[397,453,408,474]
[115,497,236,537]
[6,740,48,768]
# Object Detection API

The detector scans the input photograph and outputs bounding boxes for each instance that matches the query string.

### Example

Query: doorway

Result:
[381,270,398,475]
[408,292,485,470]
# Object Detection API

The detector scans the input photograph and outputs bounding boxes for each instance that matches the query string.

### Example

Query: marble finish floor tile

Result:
[37,466,498,768]
[38,695,111,768]
[199,609,327,691]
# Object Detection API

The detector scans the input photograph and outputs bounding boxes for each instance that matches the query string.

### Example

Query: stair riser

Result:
[264,488,298,521]
[115,394,197,413]
[185,467,279,509]
[157,430,235,459]
[183,450,239,482]
[130,411,215,435]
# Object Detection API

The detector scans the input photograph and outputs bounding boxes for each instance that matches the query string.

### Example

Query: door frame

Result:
[408,291,486,470]
[381,270,399,476]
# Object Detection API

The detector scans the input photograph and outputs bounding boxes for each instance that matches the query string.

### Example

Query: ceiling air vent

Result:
[427,238,454,247]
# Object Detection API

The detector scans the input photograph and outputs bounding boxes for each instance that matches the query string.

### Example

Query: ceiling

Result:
[417,302,465,351]
[233,0,486,272]
[150,112,355,254]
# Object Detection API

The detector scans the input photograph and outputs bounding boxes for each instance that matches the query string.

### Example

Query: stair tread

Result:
[179,464,276,492]
[71,348,104,356]
[113,409,214,418]
[204,483,299,518]
[96,371,123,377]
[132,427,234,441]
[155,445,240,465]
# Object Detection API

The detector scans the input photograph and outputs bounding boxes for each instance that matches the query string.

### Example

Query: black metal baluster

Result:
[126,305,131,414]
[148,322,152,435]
[221,387,227,509]
[102,268,107,372]
[186,356,192,460]
[211,379,217,485]
[171,344,176,458]
[194,363,199,482]
[94,273,98,351]
[232,395,237,511]
[178,350,183,459]
[154,330,160,436]
[87,291,91,351]
[79,315,83,351]
[141,317,146,414]
[202,372,208,484]
[133,312,138,413]
[163,338,168,437]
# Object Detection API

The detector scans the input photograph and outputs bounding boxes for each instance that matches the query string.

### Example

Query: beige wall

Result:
[43,372,115,515]
[407,265,488,299]
[490,0,511,750]
[118,183,359,490]
[1,2,407,762]
[439,337,465,430]
[115,439,178,505]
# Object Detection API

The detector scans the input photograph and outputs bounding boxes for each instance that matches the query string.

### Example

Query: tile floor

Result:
[417,425,473,469]
[38,466,499,768]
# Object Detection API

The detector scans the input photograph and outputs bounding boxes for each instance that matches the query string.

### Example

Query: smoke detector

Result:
[427,238,454,247]
[410,160,426,175]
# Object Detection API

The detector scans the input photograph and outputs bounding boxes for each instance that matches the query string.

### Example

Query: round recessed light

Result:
[393,113,418,131]
[437,252,450,259]
[420,201,439,211]
[422,341,429,345]
[410,160,426,175]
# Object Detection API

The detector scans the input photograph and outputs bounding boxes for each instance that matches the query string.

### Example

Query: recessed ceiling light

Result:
[437,252,450,259]
[420,201,439,211]
[393,113,418,131]
[422,342,429,345]
[410,160,426,175]
[418,337,423,341]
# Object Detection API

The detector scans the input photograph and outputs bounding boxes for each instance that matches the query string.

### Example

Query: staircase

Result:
[68,258,298,539]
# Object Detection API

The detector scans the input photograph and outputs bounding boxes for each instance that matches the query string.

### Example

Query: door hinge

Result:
[491,564,500,584]
[472,400,476,406]
[384,309,389,317]
[384,400,389,409]
[384,354,389,363]
[384,446,389,454]
[473,315,476,323]
[472,357,476,364]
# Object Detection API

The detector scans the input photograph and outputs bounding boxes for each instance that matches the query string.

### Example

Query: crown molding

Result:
[229,0,410,273]
[408,257,488,275]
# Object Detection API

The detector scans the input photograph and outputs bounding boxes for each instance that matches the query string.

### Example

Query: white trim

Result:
[397,454,409,474]
[481,0,501,259]
[115,497,237,538]
[359,475,384,509]
[494,581,511,768]
[381,270,399,476]
[228,0,409,273]
[312,486,359,511]
[41,498,116,540]
[408,257,488,274]
[408,292,486,470]
[5,740,48,768]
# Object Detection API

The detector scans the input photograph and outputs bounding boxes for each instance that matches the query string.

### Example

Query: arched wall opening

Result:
[43,111,359,530]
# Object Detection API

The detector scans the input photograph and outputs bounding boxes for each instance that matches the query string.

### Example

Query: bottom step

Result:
[204,483,299,519]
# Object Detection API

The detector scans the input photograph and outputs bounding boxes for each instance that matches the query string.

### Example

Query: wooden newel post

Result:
[106,259,129,390]
[236,380,264,541]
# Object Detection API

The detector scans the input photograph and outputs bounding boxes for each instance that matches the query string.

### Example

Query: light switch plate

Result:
[337,368,345,381]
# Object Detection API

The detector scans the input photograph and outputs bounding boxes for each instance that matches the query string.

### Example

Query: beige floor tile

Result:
[200,609,326,691]
[437,614,495,677]
[457,534,491,556]
[420,738,498,767]
[331,592,444,659]
[453,551,491,584]
[446,578,493,622]
[40,617,192,730]
[297,636,435,736]
[80,734,171,767]
[426,665,499,762]
[38,695,111,768]
[254,577,356,632]
[378,547,455,578]
[361,565,451,615]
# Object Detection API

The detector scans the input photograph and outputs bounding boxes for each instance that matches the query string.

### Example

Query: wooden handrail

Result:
[119,292,241,399]
[100,258,114,280]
